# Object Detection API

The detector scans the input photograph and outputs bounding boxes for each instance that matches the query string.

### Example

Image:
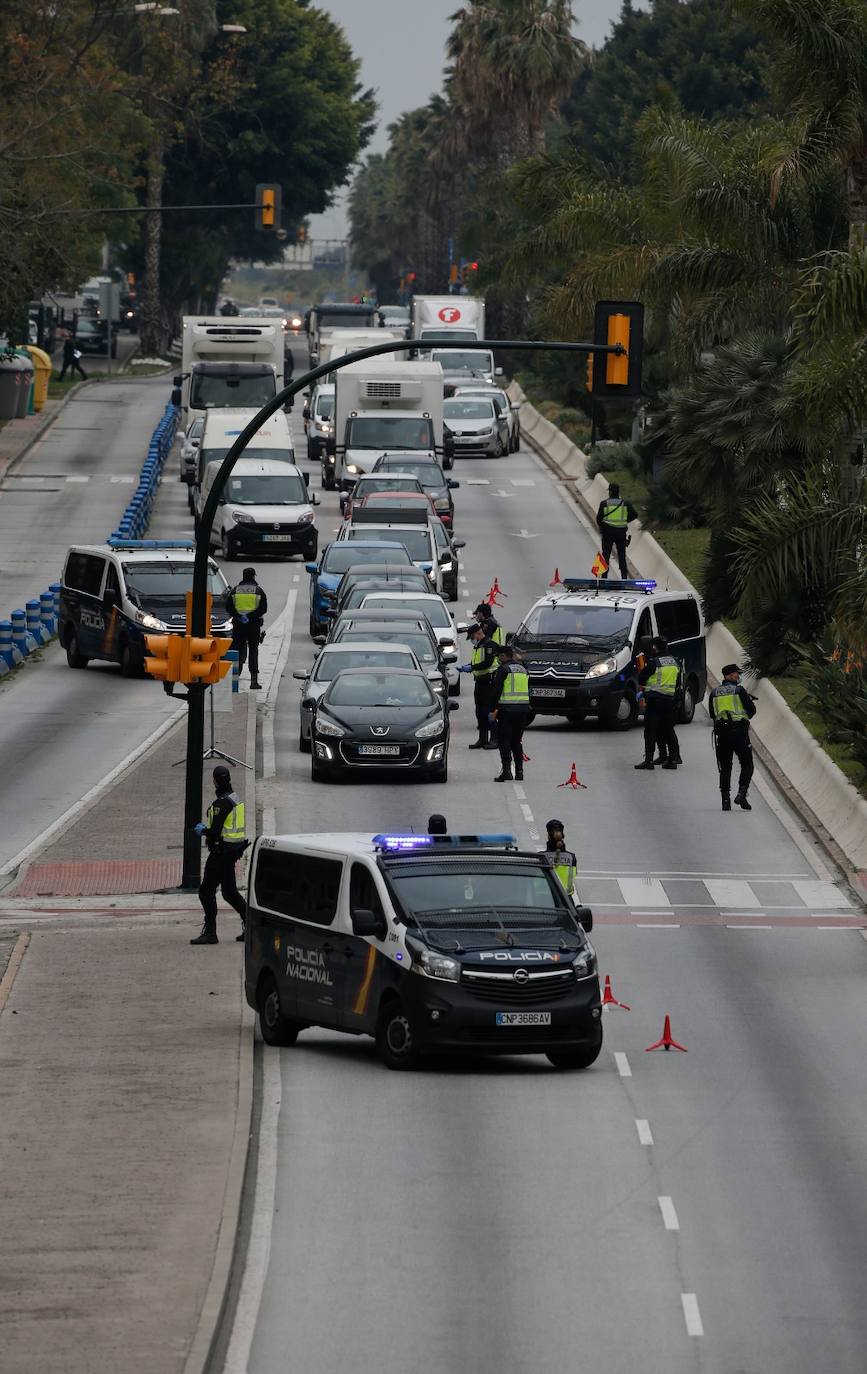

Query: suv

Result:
[512,578,707,729]
[244,831,600,1070]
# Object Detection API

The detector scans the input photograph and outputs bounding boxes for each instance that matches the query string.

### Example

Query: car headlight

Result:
[136,611,166,630]
[297,510,315,525]
[415,947,460,982]
[441,641,456,655]
[315,716,345,738]
[346,464,360,475]
[232,511,255,525]
[585,656,617,678]
[573,946,597,979]
[416,717,444,739]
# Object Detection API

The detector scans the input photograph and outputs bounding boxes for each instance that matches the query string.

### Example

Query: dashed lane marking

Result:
[613,1051,631,1078]
[636,922,681,929]
[681,1294,704,1337]
[510,479,535,486]
[636,1119,654,1146]
[705,879,762,908]
[658,1197,680,1231]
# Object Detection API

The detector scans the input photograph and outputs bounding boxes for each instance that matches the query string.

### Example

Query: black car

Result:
[310,667,457,783]
[74,317,116,358]
[330,618,451,697]
[371,455,459,527]
[333,563,432,613]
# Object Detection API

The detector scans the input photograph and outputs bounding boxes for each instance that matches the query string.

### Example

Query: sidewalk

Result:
[0,688,255,1373]
[0,388,83,479]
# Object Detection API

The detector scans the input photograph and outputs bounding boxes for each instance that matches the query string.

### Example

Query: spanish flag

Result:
[591,551,609,577]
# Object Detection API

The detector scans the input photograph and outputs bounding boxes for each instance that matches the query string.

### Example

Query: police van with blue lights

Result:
[512,578,706,730]
[245,831,602,1070]
[58,540,232,676]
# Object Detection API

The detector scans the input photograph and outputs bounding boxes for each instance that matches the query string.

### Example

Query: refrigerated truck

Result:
[173,316,288,426]
[325,360,447,491]
[410,295,485,348]
[307,302,379,366]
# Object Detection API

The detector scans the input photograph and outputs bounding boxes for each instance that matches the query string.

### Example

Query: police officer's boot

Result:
[190,920,218,945]
[721,796,732,811]
[734,793,752,810]
[468,727,488,749]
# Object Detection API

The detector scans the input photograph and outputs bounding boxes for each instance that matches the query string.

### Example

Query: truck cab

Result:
[326,360,449,491]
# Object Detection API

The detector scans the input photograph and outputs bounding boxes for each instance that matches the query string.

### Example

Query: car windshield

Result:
[315,649,413,680]
[354,476,423,496]
[321,545,411,574]
[315,396,334,418]
[346,417,434,451]
[343,579,427,607]
[389,865,568,925]
[361,595,450,628]
[444,400,495,420]
[77,320,102,335]
[190,373,277,409]
[327,672,434,707]
[225,474,307,505]
[339,629,437,663]
[122,561,227,615]
[347,527,431,561]
[376,460,445,491]
[521,603,635,644]
[203,446,293,465]
[432,350,491,373]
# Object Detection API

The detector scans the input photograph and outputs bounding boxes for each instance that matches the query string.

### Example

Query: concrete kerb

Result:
[511,383,867,881]
[0,932,30,1013]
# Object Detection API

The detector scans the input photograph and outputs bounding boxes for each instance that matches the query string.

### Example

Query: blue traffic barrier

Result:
[227,649,240,693]
[11,609,37,658]
[50,583,61,618]
[26,600,49,646]
[0,620,22,670]
[41,590,56,635]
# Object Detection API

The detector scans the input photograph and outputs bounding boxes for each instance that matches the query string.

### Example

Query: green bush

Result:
[586,442,639,478]
[798,645,867,773]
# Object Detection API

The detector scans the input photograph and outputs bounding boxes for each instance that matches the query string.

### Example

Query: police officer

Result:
[635,635,681,770]
[472,601,505,647]
[227,568,268,690]
[596,482,638,579]
[491,645,532,781]
[544,819,578,897]
[709,664,756,811]
[191,766,248,945]
[460,623,500,749]
[428,813,448,835]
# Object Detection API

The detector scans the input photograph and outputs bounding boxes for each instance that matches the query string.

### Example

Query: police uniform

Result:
[637,653,681,768]
[493,658,532,780]
[193,784,248,944]
[228,569,268,689]
[596,492,637,578]
[473,603,505,647]
[547,847,577,896]
[709,668,756,809]
[468,633,500,749]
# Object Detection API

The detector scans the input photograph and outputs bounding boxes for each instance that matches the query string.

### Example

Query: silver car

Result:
[293,640,421,751]
[452,384,521,452]
[443,396,509,458]
[179,417,204,482]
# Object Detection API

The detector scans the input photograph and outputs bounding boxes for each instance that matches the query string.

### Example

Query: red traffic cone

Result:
[491,576,507,598]
[645,1014,687,1052]
[521,750,531,762]
[601,974,630,1011]
[487,590,505,607]
[557,761,587,789]
[549,567,563,587]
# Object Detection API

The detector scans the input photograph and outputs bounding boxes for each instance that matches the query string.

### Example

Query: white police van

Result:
[244,831,601,1071]
[58,540,232,676]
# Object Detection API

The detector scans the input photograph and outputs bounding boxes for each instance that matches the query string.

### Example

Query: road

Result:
[1,357,864,1369]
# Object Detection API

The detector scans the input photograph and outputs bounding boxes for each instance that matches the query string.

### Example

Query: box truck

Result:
[410,295,485,348]
[172,317,288,426]
[324,360,451,490]
[307,301,379,366]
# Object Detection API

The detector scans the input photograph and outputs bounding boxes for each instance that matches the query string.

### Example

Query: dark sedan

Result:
[310,668,457,783]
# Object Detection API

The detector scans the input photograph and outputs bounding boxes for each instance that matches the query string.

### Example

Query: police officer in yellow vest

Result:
[460,623,501,750]
[709,664,757,811]
[491,645,532,781]
[635,635,682,770]
[472,601,505,647]
[544,819,578,898]
[227,568,268,690]
[191,766,248,945]
[596,482,638,579]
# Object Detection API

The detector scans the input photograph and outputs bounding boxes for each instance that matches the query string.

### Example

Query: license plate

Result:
[358,744,401,756]
[495,1012,552,1026]
[262,534,291,542]
[533,687,566,698]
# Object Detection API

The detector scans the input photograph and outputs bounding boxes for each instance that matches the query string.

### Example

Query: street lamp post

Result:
[178,334,628,889]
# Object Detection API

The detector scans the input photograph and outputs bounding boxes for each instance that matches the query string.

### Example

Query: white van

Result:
[194,407,295,488]
[198,457,319,562]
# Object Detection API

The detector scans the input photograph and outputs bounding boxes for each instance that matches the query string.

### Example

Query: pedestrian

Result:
[227,567,267,690]
[709,664,756,811]
[596,482,638,579]
[491,645,532,782]
[191,765,248,945]
[635,635,681,771]
[58,332,87,382]
[472,600,505,647]
[459,623,501,749]
[544,819,578,897]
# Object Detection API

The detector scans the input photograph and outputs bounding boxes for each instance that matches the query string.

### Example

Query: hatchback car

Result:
[310,668,457,783]
[444,396,509,459]
[329,619,449,697]
[294,642,422,751]
[452,384,521,451]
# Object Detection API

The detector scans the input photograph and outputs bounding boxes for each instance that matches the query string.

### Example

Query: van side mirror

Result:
[171,387,182,407]
[302,406,311,421]
[173,374,182,387]
[575,906,593,933]
[351,908,388,940]
[312,493,320,505]
[447,479,459,489]
[495,366,504,377]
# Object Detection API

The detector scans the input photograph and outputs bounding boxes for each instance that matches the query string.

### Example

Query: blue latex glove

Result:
[194,822,207,836]
[457,663,472,674]
[240,614,249,624]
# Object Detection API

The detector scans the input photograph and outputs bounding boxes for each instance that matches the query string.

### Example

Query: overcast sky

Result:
[309,0,632,240]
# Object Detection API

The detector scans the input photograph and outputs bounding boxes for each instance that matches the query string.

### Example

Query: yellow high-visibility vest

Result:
[208,797,246,843]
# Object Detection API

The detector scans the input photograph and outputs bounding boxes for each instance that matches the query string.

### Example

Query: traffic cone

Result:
[549,567,563,587]
[522,750,531,762]
[557,761,587,789]
[491,576,507,598]
[487,590,505,608]
[645,1014,687,1052]
[601,974,630,1011]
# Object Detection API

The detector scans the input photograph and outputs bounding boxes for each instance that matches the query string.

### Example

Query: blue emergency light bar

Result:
[107,539,196,551]
[373,833,516,851]
[561,577,656,593]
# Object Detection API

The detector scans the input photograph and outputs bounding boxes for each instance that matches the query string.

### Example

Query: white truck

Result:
[319,328,404,366]
[172,316,289,426]
[307,301,379,366]
[324,360,451,491]
[410,295,485,349]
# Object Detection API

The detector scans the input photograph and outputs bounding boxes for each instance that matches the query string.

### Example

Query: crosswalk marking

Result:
[582,872,854,912]
[704,879,762,909]
[109,475,135,484]
[792,880,852,909]
[617,877,669,906]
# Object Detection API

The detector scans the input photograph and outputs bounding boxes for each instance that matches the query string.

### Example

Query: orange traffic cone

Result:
[549,567,563,587]
[645,1015,687,1052]
[491,576,507,598]
[601,974,630,1011]
[557,762,587,789]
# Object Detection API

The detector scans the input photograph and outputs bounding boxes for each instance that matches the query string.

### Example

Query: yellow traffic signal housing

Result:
[592,300,644,398]
[185,635,234,685]
[255,183,282,233]
[605,314,630,386]
[144,633,183,682]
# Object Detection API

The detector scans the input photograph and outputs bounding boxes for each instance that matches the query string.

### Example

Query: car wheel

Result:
[258,973,300,1047]
[220,529,235,561]
[514,427,521,451]
[65,631,89,669]
[299,726,311,753]
[446,580,459,603]
[546,1034,603,1071]
[120,642,141,678]
[376,998,421,1070]
[309,612,322,638]
[677,679,696,724]
[322,466,335,491]
[601,690,638,731]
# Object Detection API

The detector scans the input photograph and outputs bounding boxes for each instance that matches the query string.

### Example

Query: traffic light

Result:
[591,300,644,397]
[144,633,183,682]
[183,635,234,685]
[298,225,306,243]
[255,183,282,232]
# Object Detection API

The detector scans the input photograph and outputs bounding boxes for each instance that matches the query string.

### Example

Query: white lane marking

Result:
[511,528,538,539]
[459,574,467,583]
[792,879,851,909]
[222,1050,282,1374]
[65,475,90,482]
[631,910,675,916]
[520,802,534,824]
[618,877,669,906]
[292,573,300,583]
[636,923,680,928]
[658,1196,680,1231]
[614,1051,631,1078]
[726,924,773,930]
[635,1119,654,1146]
[510,479,535,486]
[705,879,762,909]
[260,589,297,789]
[466,478,490,485]
[513,783,527,800]
[681,1294,704,1337]
[493,489,514,498]
[109,475,135,483]
[581,869,812,879]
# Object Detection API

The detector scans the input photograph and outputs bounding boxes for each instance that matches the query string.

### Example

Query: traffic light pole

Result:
[179,335,627,889]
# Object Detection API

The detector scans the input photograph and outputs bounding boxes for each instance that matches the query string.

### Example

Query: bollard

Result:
[0,620,23,670]
[41,590,57,636]
[11,609,37,658]
[50,583,61,620]
[228,649,240,693]
[27,599,49,646]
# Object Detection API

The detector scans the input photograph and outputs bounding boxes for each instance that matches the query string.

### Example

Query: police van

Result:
[244,831,602,1071]
[511,578,707,729]
[58,540,232,676]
